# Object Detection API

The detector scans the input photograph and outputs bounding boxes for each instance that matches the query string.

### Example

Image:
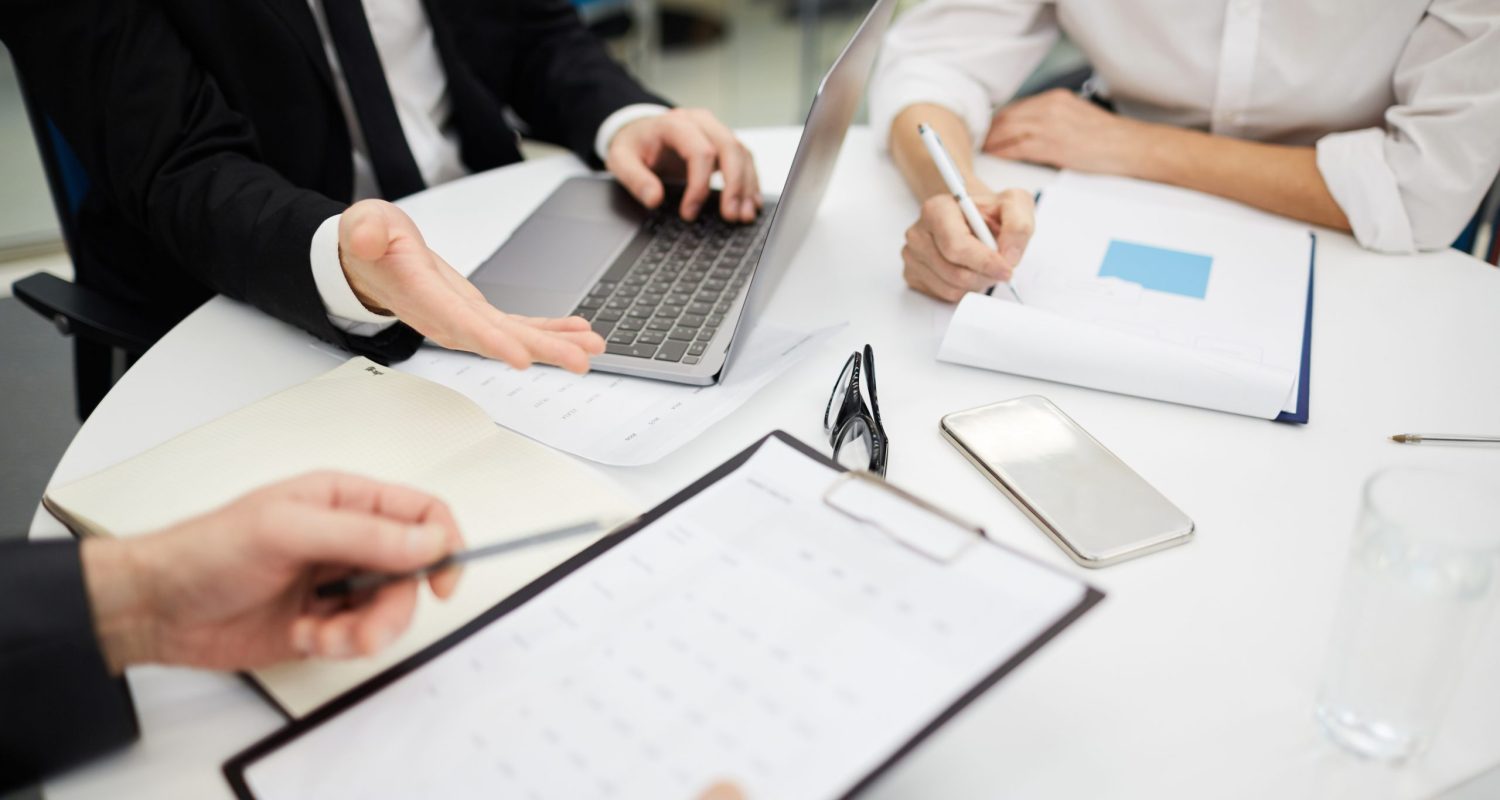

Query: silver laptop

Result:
[467,0,897,384]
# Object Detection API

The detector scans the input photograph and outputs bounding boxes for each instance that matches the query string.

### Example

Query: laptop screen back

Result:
[719,0,899,382]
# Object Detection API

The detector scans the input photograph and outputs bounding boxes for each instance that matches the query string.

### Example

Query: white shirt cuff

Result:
[870,62,996,152]
[309,214,401,334]
[1315,128,1416,254]
[594,103,672,162]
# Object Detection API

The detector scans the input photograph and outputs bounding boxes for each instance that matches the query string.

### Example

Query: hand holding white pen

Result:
[920,125,1001,252]
[899,123,1033,303]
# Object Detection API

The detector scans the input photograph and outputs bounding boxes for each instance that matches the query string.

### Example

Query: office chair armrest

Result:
[11,271,172,354]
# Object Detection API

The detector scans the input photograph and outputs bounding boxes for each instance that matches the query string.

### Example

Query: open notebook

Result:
[43,358,639,718]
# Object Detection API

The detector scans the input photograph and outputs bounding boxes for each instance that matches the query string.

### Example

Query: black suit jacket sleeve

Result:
[0,0,423,363]
[97,6,425,361]
[444,0,669,165]
[0,540,139,792]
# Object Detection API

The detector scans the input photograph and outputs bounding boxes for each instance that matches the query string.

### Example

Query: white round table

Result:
[33,127,1500,799]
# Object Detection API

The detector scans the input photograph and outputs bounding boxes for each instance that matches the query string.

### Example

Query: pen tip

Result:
[1391,434,1409,443]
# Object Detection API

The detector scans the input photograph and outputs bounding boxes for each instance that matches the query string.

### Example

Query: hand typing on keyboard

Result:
[604,108,764,225]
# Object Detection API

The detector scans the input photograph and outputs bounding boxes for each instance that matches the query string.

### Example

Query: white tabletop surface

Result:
[32,127,1500,799]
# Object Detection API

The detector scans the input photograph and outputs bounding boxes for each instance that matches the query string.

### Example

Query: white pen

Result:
[917,123,1022,303]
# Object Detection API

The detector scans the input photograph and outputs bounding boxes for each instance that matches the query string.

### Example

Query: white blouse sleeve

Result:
[1315,0,1500,253]
[869,0,1060,152]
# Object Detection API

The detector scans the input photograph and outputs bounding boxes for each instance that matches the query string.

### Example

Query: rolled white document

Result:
[937,292,1296,420]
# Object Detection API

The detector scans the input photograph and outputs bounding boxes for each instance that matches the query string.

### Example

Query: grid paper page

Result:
[241,438,1088,799]
[397,324,841,466]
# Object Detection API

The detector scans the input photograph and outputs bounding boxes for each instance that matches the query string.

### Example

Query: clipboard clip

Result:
[822,471,986,564]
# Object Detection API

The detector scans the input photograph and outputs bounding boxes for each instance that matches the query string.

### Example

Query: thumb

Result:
[266,506,456,574]
[339,200,397,264]
[985,188,1036,270]
[608,144,666,210]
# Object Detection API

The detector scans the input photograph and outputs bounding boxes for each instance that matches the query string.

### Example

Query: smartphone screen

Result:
[941,396,1193,567]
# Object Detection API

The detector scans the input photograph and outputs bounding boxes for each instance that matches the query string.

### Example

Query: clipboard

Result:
[224,432,1103,799]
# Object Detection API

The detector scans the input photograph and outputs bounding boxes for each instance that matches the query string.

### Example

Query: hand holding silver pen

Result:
[314,520,607,598]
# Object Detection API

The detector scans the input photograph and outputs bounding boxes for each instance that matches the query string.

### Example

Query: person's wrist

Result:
[964,176,995,200]
[1115,118,1166,182]
[80,537,158,673]
[595,103,670,162]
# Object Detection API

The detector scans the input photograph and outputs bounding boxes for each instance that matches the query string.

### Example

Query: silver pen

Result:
[1390,433,1500,445]
[313,519,605,598]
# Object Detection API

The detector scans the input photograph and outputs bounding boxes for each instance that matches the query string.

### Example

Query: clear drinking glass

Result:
[1315,468,1500,762]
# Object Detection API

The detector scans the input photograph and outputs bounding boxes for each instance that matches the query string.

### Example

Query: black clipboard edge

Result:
[840,585,1104,798]
[224,430,1103,798]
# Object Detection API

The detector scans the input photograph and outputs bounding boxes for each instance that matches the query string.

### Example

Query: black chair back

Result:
[12,65,170,419]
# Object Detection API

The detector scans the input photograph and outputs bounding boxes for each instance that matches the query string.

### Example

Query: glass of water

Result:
[1315,467,1500,762]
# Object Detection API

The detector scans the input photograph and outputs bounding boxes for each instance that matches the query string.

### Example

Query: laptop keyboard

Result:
[572,203,771,365]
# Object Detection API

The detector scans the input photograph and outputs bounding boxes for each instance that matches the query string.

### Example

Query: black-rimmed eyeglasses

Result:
[823,344,888,476]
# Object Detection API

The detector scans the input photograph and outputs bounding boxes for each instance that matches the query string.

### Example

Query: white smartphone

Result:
[940,396,1194,568]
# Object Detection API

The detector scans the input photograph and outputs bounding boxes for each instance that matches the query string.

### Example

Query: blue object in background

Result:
[1099,240,1213,299]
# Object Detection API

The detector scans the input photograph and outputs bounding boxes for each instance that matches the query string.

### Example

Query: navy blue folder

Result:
[1273,233,1316,425]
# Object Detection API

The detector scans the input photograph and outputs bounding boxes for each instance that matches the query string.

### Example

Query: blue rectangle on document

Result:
[1099,240,1212,298]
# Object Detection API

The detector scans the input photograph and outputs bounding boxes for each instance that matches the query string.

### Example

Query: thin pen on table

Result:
[1390,433,1500,445]
[313,519,607,599]
[917,122,1023,303]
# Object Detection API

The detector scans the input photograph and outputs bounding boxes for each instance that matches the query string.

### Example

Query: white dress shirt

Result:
[869,0,1500,253]
[302,0,666,333]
